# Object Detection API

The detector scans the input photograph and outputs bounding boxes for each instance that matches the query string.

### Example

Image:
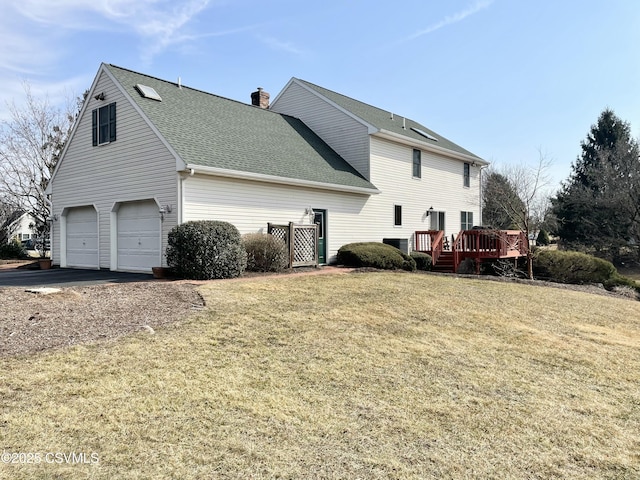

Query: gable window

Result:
[92,102,117,146]
[461,211,473,230]
[394,205,402,226]
[430,211,445,231]
[412,149,421,178]
[463,162,470,187]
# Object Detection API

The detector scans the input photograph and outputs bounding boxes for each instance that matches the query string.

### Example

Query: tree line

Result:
[483,108,640,267]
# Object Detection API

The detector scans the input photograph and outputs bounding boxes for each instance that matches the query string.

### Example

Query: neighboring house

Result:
[4,212,37,244]
[47,63,486,272]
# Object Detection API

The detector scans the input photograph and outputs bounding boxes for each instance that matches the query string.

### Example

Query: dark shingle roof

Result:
[105,65,377,192]
[294,79,482,161]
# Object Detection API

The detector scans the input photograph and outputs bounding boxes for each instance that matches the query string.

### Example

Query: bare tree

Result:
[0,83,78,251]
[0,195,21,244]
[485,152,553,279]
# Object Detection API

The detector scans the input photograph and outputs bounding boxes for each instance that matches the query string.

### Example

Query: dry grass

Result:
[1,272,639,479]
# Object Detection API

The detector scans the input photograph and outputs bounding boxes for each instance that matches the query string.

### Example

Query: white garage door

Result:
[117,200,160,272]
[66,206,98,268]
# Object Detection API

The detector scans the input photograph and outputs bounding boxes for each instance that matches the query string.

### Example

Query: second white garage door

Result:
[117,200,160,272]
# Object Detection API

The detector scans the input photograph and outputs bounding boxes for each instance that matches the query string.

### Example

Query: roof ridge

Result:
[295,77,405,120]
[106,63,281,114]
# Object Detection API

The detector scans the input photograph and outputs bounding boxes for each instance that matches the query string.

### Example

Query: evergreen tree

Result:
[482,171,525,229]
[553,109,639,261]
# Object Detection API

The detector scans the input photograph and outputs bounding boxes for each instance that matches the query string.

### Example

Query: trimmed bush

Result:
[536,229,550,246]
[0,240,25,260]
[533,249,617,285]
[337,242,416,271]
[411,251,432,271]
[166,221,247,280]
[243,233,288,272]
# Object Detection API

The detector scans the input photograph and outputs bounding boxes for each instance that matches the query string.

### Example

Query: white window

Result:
[461,211,473,230]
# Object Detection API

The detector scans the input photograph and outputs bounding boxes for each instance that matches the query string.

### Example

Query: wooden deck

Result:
[415,229,528,273]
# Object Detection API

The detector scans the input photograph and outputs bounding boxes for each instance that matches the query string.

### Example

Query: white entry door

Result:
[117,200,160,272]
[65,206,98,268]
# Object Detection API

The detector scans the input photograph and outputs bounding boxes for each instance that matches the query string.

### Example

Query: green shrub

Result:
[533,249,618,285]
[166,221,247,280]
[337,242,416,271]
[243,233,288,272]
[536,229,550,246]
[411,251,432,271]
[0,240,26,259]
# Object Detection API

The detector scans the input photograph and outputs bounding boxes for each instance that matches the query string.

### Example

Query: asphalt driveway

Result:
[0,266,154,287]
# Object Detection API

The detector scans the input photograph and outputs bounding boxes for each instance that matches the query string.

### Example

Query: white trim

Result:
[184,164,380,195]
[375,129,488,165]
[60,204,100,269]
[110,198,162,272]
[272,78,378,135]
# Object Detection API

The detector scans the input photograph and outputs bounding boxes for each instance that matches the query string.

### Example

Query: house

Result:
[47,63,487,272]
[3,211,37,244]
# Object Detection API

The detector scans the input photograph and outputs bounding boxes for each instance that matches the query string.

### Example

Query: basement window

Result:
[135,84,162,101]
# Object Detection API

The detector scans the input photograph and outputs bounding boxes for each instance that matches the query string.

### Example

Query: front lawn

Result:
[1,272,639,478]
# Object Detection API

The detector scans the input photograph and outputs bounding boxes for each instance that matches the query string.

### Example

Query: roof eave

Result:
[374,129,488,165]
[184,164,380,195]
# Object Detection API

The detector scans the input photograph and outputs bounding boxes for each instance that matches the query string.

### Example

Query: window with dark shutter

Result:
[91,102,117,145]
[463,162,470,187]
[92,109,98,146]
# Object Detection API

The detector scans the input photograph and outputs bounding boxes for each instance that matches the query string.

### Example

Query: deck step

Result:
[432,252,456,273]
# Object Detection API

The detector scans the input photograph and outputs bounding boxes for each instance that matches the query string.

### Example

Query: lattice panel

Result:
[293,226,317,264]
[269,226,288,245]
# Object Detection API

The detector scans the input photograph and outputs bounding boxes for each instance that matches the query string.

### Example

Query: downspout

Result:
[45,195,54,262]
[478,164,489,225]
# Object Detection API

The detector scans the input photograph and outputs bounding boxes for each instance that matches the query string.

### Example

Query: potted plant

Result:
[34,236,52,270]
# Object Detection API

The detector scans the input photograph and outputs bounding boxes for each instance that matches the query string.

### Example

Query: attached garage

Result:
[114,200,161,272]
[64,206,98,269]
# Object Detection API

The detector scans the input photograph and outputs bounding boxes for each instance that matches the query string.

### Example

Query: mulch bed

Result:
[0,282,205,358]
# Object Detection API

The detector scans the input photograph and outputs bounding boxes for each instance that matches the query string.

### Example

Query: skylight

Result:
[410,127,438,142]
[135,84,162,101]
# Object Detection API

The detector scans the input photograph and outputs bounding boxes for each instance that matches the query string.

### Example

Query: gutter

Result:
[375,129,488,165]
[183,164,381,195]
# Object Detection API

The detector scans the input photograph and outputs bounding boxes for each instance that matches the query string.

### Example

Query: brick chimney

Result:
[251,87,270,109]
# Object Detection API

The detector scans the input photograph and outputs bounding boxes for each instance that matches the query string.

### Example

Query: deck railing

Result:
[414,230,444,265]
[453,229,528,269]
[417,229,528,272]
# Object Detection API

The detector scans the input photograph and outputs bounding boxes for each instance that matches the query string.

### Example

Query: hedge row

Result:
[337,242,417,271]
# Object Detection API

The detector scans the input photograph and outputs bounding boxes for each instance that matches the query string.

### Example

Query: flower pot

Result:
[38,259,52,270]
[152,267,169,279]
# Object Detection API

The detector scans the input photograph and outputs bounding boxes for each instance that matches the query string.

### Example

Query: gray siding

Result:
[270,81,371,179]
[50,69,178,269]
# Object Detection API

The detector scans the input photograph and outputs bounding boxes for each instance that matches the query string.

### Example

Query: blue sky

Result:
[2,0,639,190]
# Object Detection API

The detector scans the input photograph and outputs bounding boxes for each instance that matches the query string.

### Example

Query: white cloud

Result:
[403,0,494,42]
[4,0,214,69]
[256,35,304,55]
[0,0,215,115]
